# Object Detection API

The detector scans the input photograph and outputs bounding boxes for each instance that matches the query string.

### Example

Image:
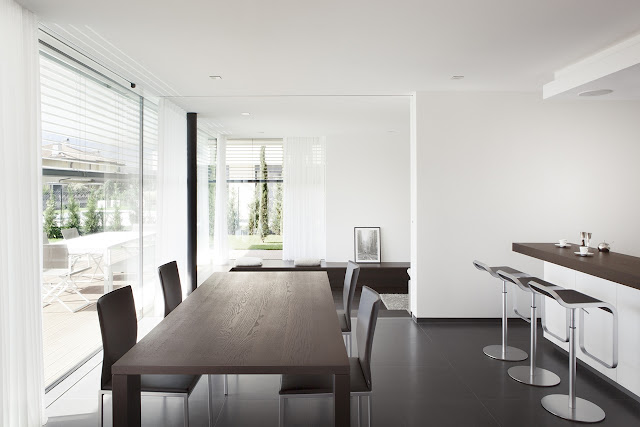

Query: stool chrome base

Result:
[541,395,605,423]
[483,345,528,361]
[508,366,560,387]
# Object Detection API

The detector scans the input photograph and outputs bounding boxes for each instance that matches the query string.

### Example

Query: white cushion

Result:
[234,257,263,267]
[294,258,322,267]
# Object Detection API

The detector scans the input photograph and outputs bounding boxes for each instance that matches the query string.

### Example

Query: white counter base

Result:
[544,262,640,397]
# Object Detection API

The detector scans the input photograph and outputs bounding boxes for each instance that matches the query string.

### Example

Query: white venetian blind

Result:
[197,128,217,177]
[142,99,158,176]
[226,139,283,182]
[40,50,141,176]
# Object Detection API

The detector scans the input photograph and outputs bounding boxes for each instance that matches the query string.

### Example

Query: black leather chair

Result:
[337,261,360,356]
[97,286,209,427]
[279,285,381,427]
[157,261,185,317]
[157,261,228,395]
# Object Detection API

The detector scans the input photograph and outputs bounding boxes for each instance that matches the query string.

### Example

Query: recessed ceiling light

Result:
[387,130,398,133]
[451,75,465,80]
[578,89,613,97]
[257,131,265,134]
[241,112,251,116]
[209,75,222,80]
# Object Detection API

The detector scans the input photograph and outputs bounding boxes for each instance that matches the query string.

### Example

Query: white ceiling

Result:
[174,95,410,138]
[18,0,640,136]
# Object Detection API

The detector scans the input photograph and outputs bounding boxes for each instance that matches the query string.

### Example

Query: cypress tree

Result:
[43,195,61,238]
[83,190,102,234]
[65,188,81,231]
[259,146,269,241]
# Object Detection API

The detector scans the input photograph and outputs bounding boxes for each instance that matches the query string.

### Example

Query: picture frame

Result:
[354,227,381,263]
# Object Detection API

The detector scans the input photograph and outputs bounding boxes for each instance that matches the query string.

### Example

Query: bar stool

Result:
[472,261,528,361]
[497,271,561,387]
[529,278,618,423]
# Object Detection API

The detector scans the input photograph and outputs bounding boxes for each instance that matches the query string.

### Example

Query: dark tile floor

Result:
[45,305,640,426]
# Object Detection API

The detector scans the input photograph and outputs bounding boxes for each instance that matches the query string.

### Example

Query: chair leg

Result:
[208,375,214,427]
[183,395,189,427]
[357,395,362,427]
[349,334,352,357]
[98,392,104,427]
[224,374,228,395]
[368,395,372,427]
[279,395,285,427]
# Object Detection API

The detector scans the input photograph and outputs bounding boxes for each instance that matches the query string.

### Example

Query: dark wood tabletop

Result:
[112,271,350,426]
[513,243,640,290]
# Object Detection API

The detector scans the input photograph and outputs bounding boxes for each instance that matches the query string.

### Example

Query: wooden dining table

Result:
[112,271,351,426]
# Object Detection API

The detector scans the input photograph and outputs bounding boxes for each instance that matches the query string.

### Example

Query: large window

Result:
[226,139,283,258]
[196,136,283,271]
[39,46,157,389]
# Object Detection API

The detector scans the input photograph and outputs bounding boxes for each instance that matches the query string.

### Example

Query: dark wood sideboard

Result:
[231,261,410,294]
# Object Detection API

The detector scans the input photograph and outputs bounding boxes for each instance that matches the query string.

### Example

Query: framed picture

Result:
[354,227,381,263]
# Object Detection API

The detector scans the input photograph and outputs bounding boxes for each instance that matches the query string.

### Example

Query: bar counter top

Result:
[513,242,640,291]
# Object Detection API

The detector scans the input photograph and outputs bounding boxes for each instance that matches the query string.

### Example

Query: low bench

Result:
[230,261,410,294]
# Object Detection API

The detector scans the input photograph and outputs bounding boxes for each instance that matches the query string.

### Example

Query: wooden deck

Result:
[42,261,130,389]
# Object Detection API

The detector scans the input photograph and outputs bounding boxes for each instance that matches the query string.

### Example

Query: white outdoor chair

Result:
[42,241,91,313]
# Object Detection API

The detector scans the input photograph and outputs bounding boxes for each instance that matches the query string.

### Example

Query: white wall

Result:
[325,131,410,262]
[411,92,640,318]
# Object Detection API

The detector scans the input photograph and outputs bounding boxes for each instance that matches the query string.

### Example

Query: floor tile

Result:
[44,317,640,427]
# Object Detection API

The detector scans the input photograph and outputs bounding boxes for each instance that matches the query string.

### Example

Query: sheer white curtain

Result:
[212,135,229,265]
[156,99,188,296]
[282,137,326,260]
[196,138,211,265]
[0,1,47,425]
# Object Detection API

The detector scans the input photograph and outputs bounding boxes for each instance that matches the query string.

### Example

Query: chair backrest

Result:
[42,244,69,270]
[356,286,381,390]
[342,261,360,330]
[97,286,137,390]
[157,261,183,317]
[61,228,80,240]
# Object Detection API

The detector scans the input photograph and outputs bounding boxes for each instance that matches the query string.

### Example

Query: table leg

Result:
[334,373,350,427]
[113,374,141,427]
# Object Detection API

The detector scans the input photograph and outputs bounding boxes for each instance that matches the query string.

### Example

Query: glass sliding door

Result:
[39,47,148,389]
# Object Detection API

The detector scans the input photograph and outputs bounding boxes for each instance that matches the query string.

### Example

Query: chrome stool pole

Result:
[473,261,527,362]
[530,279,618,423]
[497,271,561,386]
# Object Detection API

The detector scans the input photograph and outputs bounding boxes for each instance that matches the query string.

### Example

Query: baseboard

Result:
[412,317,538,324]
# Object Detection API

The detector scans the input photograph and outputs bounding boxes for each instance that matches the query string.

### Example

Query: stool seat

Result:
[529,280,613,313]
[473,261,526,279]
[487,266,525,278]
[496,271,535,292]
